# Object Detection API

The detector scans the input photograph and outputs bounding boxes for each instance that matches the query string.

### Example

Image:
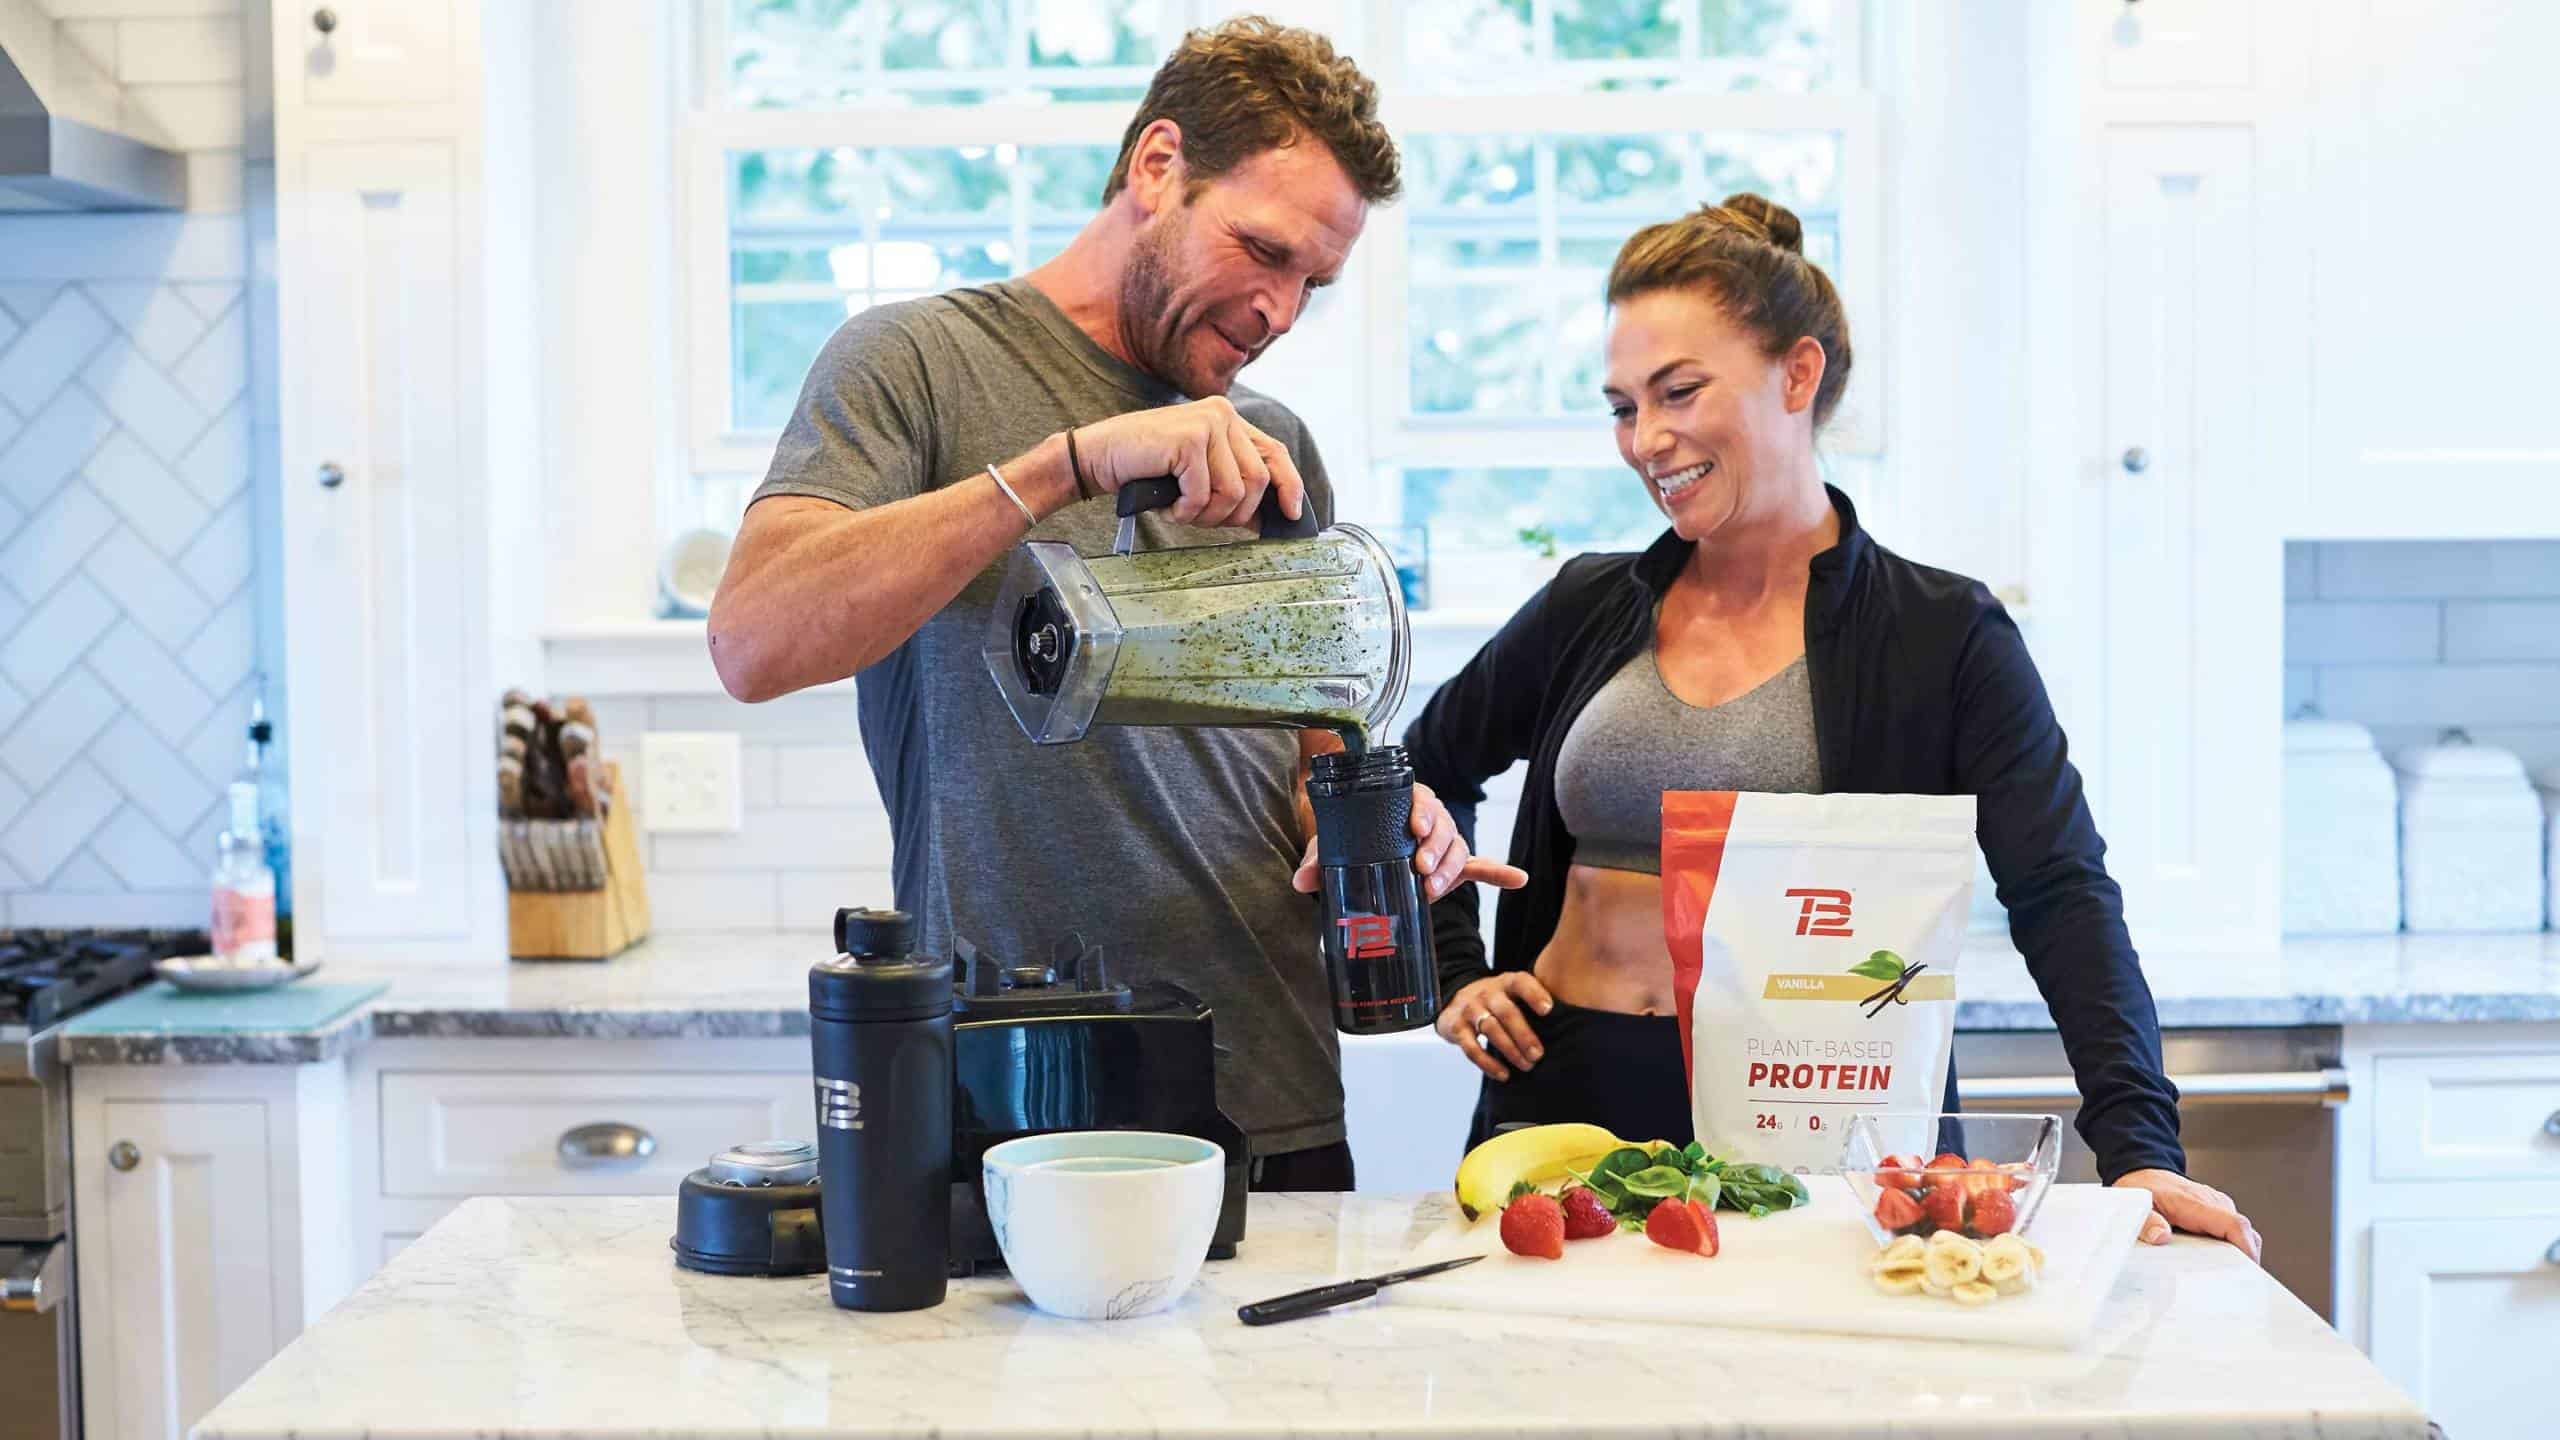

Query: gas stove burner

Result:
[0,929,202,1031]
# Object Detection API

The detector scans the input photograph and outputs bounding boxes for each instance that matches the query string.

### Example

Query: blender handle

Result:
[1114,476,1321,540]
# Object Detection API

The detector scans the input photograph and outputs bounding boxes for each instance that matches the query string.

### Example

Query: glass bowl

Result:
[1839,1112,2062,1247]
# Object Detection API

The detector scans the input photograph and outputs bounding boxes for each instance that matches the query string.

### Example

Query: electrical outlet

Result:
[641,732,743,833]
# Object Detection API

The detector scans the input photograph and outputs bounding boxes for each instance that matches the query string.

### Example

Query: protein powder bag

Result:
[1663,790,1979,1172]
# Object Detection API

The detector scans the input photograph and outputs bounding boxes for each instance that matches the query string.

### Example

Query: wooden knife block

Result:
[507,762,651,961]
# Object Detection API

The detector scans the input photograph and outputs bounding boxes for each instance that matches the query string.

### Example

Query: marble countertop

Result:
[194,1192,2425,1440]
[61,929,2560,1064]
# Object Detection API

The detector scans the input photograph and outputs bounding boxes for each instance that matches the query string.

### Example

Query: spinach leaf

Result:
[1592,1147,1653,1182]
[1682,1140,1708,1164]
[1618,1165,1689,1200]
[1685,1172,1722,1209]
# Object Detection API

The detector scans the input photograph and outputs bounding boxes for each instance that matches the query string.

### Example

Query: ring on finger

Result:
[1471,1011,1493,1035]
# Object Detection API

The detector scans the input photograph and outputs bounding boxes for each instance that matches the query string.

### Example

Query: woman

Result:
[1404,194,2259,1256]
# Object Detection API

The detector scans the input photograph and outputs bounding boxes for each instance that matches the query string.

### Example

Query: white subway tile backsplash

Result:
[60,21,118,79]
[0,290,112,414]
[178,495,253,596]
[0,483,117,604]
[8,890,206,928]
[0,670,119,790]
[2314,662,2560,727]
[774,744,870,808]
[121,84,246,150]
[180,684,252,789]
[0,675,25,742]
[1,575,118,695]
[89,805,199,888]
[2284,666,2317,717]
[86,281,213,369]
[778,868,896,926]
[738,744,776,809]
[647,871,781,933]
[86,621,213,744]
[652,804,895,873]
[0,384,112,511]
[2,760,122,884]
[85,429,210,555]
[182,590,255,693]
[0,304,21,364]
[173,283,239,321]
[0,287,63,325]
[116,18,243,83]
[90,713,208,833]
[2282,601,2441,665]
[84,526,211,648]
[2283,542,2316,600]
[2317,540,2560,600]
[171,299,245,411]
[2442,601,2560,662]
[83,339,206,465]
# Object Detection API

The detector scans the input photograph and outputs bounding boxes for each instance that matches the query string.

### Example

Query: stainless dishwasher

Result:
[1954,1026,2347,1322]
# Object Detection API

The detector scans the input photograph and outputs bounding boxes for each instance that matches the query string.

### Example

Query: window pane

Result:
[1025,145,1117,218]
[1410,284,1545,415]
[1392,466,1663,610]
[1401,0,1843,94]
[727,0,1179,106]
[734,300,849,432]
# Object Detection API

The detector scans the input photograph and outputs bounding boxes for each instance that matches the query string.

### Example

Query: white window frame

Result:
[675,0,1879,524]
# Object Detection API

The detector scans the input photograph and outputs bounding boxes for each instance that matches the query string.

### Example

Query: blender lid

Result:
[704,1140,819,1187]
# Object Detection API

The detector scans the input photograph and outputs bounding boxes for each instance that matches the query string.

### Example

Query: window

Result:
[678,1,1878,612]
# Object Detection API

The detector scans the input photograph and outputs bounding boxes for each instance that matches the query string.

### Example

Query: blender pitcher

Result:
[981,478,1412,747]
[980,478,1439,1036]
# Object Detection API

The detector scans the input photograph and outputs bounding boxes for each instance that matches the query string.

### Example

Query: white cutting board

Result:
[1385,1179,2153,1351]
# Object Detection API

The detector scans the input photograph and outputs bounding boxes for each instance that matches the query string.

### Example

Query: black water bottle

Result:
[810,907,952,1311]
[1308,746,1440,1035]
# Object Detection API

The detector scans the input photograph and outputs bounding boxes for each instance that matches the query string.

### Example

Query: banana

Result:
[1871,1265,1927,1296]
[1870,1235,1927,1270]
[1924,1238,1984,1290]
[1452,1123,1627,1219]
[1950,1280,2000,1307]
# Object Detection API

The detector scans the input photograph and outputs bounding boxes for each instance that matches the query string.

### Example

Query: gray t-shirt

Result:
[752,280,1344,1155]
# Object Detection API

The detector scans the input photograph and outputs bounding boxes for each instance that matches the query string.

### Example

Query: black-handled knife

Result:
[1235,1255,1483,1326]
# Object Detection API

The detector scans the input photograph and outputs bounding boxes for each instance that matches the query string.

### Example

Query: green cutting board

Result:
[62,979,390,1035]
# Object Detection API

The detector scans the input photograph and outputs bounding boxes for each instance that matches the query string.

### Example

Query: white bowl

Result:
[155,956,322,993]
[980,1130,1225,1321]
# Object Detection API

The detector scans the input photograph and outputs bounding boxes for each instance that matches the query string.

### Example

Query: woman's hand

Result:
[1291,782,1530,901]
[1434,972,1555,1082]
[2111,1168,2263,1261]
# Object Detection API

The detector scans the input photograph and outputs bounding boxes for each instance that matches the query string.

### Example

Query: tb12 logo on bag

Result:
[1784,888,1854,937]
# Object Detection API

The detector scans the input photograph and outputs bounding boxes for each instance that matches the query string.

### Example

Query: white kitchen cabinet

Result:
[71,1065,351,1440]
[2368,1217,2556,1440]
[2339,1023,2560,1440]
[268,0,540,962]
[2298,1,2560,540]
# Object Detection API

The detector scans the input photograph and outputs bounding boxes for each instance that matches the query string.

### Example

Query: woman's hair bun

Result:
[1706,192,1804,255]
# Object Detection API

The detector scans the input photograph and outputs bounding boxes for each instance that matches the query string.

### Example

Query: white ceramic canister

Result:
[2390,732,2543,933]
[2283,718,2401,935]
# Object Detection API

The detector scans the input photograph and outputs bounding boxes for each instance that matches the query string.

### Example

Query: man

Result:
[709,17,1523,1191]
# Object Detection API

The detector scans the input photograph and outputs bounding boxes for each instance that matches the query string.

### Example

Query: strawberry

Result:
[1499,1193,1566,1260]
[1964,1156,2012,1198]
[1875,1154,1925,1192]
[1644,1197,1718,1256]
[1970,1189,2019,1237]
[1998,1162,2036,1192]
[1873,1187,1925,1233]
[1926,1151,1968,1176]
[1920,1181,1968,1234]
[1560,1185,1616,1241]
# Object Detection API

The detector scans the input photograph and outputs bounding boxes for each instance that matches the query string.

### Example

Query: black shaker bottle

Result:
[1307,746,1440,1035]
[810,906,952,1311]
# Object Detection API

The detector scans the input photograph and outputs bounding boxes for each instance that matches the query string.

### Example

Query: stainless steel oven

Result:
[1956,1025,2347,1322]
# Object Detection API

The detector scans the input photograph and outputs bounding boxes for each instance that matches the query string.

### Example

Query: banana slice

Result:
[1924,1244,1983,1289]
[1950,1280,2000,1307]
[1871,1235,1927,1270]
[1993,1271,2033,1297]
[1980,1245,2026,1285]
[1920,1271,1953,1298]
[1871,1265,1927,1296]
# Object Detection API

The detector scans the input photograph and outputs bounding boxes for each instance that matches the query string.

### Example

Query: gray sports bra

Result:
[1553,648,1822,874]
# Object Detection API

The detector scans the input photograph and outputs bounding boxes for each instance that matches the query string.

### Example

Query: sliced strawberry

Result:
[1644,1196,1714,1255]
[1499,1193,1566,1260]
[1873,1187,1925,1233]
[1970,1189,2019,1237]
[1875,1154,1925,1192]
[1920,1181,1968,1234]
[1926,1151,1968,1175]
[1964,1156,2012,1197]
[1560,1185,1616,1241]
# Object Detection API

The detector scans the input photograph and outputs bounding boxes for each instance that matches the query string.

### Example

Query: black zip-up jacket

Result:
[1404,487,2187,1183]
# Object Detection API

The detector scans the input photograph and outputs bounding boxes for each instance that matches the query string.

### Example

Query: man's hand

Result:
[1291,782,1528,901]
[1075,395,1306,529]
[2112,1168,2262,1261]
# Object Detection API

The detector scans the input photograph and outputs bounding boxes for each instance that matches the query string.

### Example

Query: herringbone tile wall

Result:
[1,0,255,929]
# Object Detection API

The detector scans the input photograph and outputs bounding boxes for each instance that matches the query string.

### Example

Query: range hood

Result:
[0,33,185,212]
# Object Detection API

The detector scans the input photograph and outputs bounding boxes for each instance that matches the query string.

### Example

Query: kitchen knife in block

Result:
[507,761,651,960]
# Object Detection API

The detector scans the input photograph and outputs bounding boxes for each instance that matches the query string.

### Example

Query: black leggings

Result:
[1466,999,1694,1151]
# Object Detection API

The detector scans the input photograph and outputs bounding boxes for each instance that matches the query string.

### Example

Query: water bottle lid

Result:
[835,906,913,956]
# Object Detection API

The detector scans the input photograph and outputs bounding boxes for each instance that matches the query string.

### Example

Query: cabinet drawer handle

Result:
[558,1123,655,1168]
